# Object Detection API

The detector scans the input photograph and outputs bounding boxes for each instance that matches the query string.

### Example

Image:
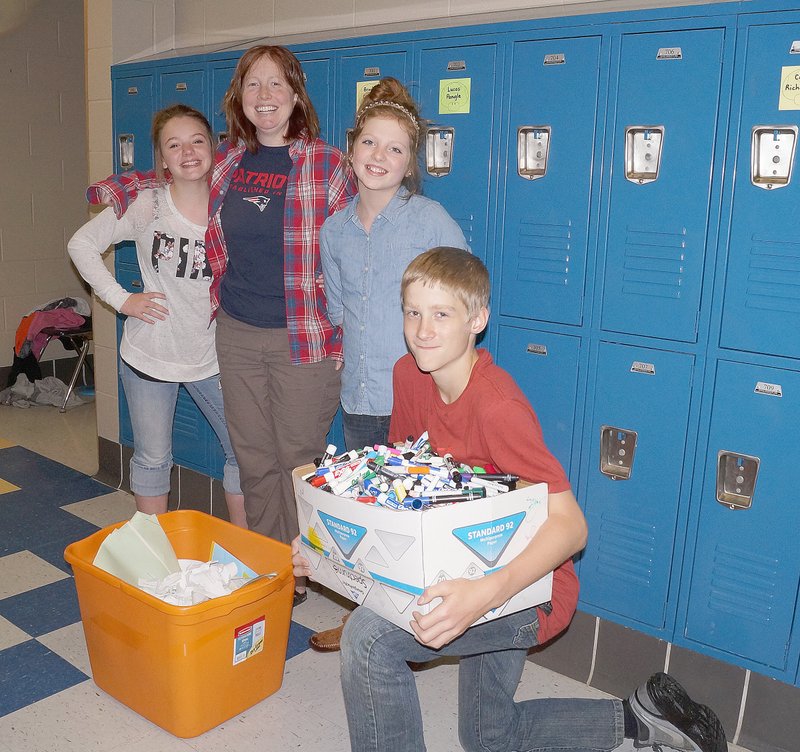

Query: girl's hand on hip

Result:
[121,292,169,323]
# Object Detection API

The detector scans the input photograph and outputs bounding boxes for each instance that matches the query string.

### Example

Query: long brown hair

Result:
[222,45,320,152]
[151,104,213,183]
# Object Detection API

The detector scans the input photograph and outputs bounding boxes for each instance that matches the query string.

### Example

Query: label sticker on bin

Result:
[319,512,367,559]
[233,616,265,665]
[452,512,527,566]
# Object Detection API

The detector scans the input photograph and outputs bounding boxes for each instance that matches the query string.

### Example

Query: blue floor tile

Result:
[0,640,88,717]
[0,578,83,637]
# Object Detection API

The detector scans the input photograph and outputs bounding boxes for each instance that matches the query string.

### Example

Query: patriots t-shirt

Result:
[220,144,292,327]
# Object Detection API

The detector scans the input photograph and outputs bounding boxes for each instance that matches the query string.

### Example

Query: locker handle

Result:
[716,451,760,510]
[118,134,134,170]
[624,126,664,185]
[130,279,143,289]
[517,126,551,180]
[599,426,638,480]
[426,127,455,177]
[751,125,798,190]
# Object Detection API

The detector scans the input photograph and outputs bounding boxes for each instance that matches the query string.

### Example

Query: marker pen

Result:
[442,453,463,484]
[318,443,337,467]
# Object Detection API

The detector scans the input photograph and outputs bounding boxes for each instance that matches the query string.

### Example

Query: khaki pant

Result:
[215,310,341,544]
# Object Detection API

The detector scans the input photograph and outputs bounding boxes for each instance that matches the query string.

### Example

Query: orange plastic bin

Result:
[64,510,293,738]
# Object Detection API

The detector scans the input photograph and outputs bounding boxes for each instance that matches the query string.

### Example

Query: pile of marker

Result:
[303,432,519,511]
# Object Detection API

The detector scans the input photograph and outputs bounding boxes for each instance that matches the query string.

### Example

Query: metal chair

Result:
[39,320,93,412]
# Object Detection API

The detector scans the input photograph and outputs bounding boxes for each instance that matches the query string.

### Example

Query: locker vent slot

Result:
[514,219,572,287]
[743,237,800,313]
[594,514,655,587]
[452,213,474,245]
[621,226,687,299]
[707,544,778,624]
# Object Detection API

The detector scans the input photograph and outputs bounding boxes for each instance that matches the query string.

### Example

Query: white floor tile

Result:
[36,622,92,677]
[62,490,136,529]
[0,551,68,599]
[0,681,154,752]
[0,614,30,651]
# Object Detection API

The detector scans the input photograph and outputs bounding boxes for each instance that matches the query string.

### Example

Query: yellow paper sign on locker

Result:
[439,78,471,114]
[779,66,800,111]
[356,80,380,110]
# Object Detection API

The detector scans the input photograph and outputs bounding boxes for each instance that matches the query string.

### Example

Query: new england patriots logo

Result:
[243,195,271,212]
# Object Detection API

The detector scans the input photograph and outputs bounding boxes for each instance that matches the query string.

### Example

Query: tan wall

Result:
[0,0,90,370]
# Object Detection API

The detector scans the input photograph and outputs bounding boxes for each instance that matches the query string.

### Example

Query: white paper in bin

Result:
[293,466,553,633]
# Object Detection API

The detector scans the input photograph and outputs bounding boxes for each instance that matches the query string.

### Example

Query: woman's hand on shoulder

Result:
[120,292,168,324]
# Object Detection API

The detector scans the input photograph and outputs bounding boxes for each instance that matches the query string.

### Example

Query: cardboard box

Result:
[293,465,552,633]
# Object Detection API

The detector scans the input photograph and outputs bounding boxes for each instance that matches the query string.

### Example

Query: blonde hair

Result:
[151,104,213,183]
[401,247,490,318]
[351,77,424,194]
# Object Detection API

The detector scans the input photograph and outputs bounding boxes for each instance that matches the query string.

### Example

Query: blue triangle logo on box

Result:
[319,512,368,559]
[452,512,527,567]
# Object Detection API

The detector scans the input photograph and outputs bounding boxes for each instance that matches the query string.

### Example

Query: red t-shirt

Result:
[389,349,579,644]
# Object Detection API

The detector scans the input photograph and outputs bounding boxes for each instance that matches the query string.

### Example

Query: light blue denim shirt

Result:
[320,189,469,416]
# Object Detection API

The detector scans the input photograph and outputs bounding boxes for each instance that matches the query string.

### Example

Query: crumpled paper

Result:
[139,559,251,605]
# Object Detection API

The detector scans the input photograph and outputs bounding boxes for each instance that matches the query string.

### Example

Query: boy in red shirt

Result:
[292,247,726,752]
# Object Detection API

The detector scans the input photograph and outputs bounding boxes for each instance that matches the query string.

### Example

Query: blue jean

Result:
[120,360,241,497]
[342,410,391,451]
[341,606,624,752]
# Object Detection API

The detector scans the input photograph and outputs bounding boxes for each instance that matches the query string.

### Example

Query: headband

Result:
[358,100,420,133]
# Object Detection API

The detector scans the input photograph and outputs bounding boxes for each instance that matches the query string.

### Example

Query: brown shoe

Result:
[309,613,349,652]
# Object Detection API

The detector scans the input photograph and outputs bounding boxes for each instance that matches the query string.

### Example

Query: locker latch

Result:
[624,126,664,185]
[716,451,760,510]
[426,127,455,177]
[599,426,638,480]
[517,126,551,180]
[751,126,798,190]
[119,134,134,170]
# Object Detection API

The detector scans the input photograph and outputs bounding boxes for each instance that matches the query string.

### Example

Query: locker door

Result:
[495,325,581,477]
[113,74,155,174]
[297,54,335,143]
[601,28,725,342]
[172,386,212,473]
[684,361,800,676]
[720,22,800,360]
[336,47,408,150]
[159,67,205,110]
[209,60,239,141]
[498,36,602,325]
[580,342,694,631]
[113,74,155,267]
[416,41,499,262]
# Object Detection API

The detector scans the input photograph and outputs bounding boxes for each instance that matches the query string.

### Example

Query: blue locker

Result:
[209,59,239,140]
[494,325,582,478]
[113,73,155,175]
[579,342,694,633]
[498,35,602,325]
[171,386,214,475]
[296,54,335,143]
[719,21,800,360]
[601,28,725,342]
[158,66,205,110]
[335,46,408,149]
[113,74,155,267]
[683,360,800,678]
[415,40,499,262]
